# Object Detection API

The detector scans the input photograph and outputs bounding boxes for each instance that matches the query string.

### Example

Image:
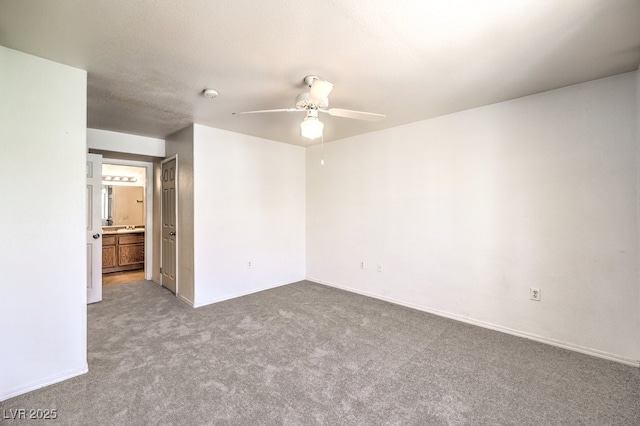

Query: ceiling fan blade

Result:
[324,108,386,121]
[233,108,298,115]
[309,79,334,105]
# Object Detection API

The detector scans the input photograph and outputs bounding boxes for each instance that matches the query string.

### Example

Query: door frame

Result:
[160,155,179,294]
[101,158,155,281]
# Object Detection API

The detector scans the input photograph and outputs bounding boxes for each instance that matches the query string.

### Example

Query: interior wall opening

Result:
[100,161,153,286]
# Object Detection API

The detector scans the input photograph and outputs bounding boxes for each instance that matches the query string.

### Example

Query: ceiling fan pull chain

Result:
[321,134,325,166]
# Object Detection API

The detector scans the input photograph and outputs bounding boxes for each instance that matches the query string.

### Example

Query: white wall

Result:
[0,46,88,400]
[307,72,640,364]
[192,125,306,307]
[87,128,165,157]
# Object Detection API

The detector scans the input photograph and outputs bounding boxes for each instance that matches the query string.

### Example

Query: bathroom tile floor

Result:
[102,269,145,286]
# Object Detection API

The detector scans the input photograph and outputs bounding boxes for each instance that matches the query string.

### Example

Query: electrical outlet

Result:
[530,287,541,301]
[248,261,252,268]
[360,261,365,269]
[377,264,383,273]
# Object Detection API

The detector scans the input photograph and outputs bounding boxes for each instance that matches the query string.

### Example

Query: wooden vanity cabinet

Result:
[102,235,118,269]
[102,232,144,273]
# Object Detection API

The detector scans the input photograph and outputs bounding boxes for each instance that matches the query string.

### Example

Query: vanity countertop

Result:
[103,228,145,235]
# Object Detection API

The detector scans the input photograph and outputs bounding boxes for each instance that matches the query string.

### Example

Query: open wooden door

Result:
[87,153,103,303]
[161,157,177,293]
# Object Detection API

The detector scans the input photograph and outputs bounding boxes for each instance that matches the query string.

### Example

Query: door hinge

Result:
[160,267,162,273]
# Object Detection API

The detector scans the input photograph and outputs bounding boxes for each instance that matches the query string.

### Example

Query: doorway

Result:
[101,161,153,286]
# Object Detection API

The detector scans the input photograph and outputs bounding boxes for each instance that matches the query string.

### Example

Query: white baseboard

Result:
[193,279,300,308]
[0,364,88,402]
[308,277,640,368]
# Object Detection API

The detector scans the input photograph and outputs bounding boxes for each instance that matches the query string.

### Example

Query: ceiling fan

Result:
[233,75,386,140]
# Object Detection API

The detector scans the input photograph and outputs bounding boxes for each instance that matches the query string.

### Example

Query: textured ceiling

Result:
[1,0,639,146]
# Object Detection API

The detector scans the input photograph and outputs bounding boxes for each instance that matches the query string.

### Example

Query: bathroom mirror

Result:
[102,185,145,226]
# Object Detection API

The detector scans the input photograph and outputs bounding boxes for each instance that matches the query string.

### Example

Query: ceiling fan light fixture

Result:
[233,75,384,141]
[300,115,324,140]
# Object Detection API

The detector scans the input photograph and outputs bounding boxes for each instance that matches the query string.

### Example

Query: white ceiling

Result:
[1,0,639,146]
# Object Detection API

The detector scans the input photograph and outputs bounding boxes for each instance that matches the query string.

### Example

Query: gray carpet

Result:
[2,280,639,425]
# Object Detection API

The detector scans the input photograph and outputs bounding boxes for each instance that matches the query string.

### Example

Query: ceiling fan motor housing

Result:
[296,92,328,110]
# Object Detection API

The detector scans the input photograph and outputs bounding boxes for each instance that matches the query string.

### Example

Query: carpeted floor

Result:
[2,280,639,425]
